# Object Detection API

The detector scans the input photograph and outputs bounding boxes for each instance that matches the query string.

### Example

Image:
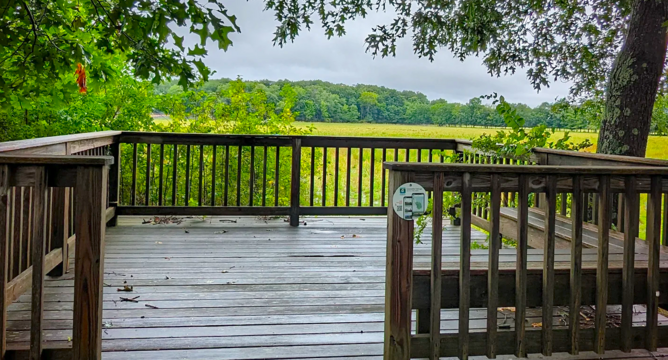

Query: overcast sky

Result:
[193,1,571,106]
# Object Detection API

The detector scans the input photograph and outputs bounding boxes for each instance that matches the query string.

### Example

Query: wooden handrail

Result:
[0,131,121,155]
[384,162,668,175]
[385,164,667,360]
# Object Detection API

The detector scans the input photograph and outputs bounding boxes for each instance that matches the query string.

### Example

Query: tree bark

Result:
[597,0,668,157]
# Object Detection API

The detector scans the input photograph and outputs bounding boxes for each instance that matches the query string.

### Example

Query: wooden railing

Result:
[0,155,112,359]
[115,132,464,225]
[384,162,668,359]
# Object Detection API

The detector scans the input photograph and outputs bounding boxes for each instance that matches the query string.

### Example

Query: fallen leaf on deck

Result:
[531,322,542,328]
[117,285,134,292]
[214,230,227,234]
[221,270,228,273]
[498,307,516,312]
[67,336,72,342]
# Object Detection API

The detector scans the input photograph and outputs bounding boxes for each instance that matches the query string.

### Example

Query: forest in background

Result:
[3,72,668,143]
[156,78,668,132]
[155,78,598,129]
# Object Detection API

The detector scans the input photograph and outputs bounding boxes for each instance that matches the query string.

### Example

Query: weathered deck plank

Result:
[3,216,666,359]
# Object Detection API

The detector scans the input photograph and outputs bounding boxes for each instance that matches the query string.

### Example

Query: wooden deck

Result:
[5,216,667,359]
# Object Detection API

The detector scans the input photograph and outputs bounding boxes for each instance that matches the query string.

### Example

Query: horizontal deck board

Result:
[5,216,666,358]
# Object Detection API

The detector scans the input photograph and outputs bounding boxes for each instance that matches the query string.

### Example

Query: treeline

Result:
[155,78,599,129]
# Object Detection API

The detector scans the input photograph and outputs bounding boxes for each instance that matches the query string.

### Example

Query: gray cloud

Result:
[195,1,571,106]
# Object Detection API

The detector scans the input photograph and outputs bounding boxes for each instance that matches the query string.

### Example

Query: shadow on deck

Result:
[5,216,668,359]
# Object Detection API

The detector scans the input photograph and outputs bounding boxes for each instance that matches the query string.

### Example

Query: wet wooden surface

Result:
[3,216,666,359]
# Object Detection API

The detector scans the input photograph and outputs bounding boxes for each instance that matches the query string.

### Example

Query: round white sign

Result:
[392,182,427,220]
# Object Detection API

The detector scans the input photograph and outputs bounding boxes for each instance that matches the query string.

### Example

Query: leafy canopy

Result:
[1,0,239,105]
[265,0,630,97]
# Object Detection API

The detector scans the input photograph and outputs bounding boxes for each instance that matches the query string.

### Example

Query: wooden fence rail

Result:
[0,155,112,360]
[384,163,668,360]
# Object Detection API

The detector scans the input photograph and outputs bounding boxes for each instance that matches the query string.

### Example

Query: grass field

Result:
[295,121,668,160]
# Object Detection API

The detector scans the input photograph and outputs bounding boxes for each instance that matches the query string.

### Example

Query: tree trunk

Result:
[597,0,668,157]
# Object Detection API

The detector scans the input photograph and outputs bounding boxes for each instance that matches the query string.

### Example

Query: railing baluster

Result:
[211,145,217,206]
[224,145,230,206]
[171,144,178,206]
[370,148,375,207]
[249,145,255,206]
[30,166,48,360]
[405,148,409,162]
[616,193,624,231]
[595,175,611,354]
[430,172,444,360]
[486,174,501,359]
[569,175,583,355]
[322,147,327,206]
[542,175,557,356]
[334,147,339,207]
[515,174,529,358]
[621,176,638,352]
[185,145,192,206]
[646,175,661,351]
[262,146,267,207]
[158,144,164,206]
[459,172,472,360]
[0,165,9,357]
[381,148,386,207]
[11,188,20,279]
[236,145,242,207]
[662,194,668,246]
[358,148,363,206]
[346,148,351,207]
[145,144,151,206]
[310,147,315,207]
[274,146,280,207]
[198,145,204,206]
[131,143,137,206]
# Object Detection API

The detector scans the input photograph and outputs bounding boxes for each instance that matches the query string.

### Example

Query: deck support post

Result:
[290,137,301,227]
[73,165,108,360]
[0,165,9,358]
[384,169,414,360]
[108,141,120,226]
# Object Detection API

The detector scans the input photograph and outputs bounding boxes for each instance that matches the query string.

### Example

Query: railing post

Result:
[290,137,301,227]
[384,169,413,360]
[0,165,9,358]
[108,141,120,226]
[73,164,108,360]
[30,166,48,360]
[47,187,69,276]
